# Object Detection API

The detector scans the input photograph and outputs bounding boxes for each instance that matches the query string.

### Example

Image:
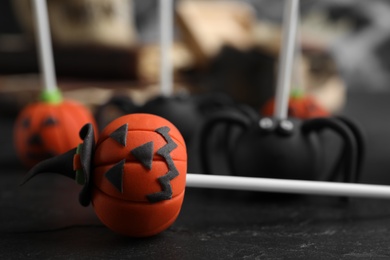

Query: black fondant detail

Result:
[104,159,126,193]
[302,117,358,184]
[78,123,96,207]
[131,141,154,170]
[20,123,97,207]
[42,116,58,126]
[22,118,30,129]
[20,148,77,185]
[336,116,365,181]
[28,134,43,146]
[199,110,252,175]
[109,124,128,147]
[147,126,179,203]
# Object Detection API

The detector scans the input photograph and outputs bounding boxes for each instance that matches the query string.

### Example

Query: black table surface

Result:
[2,91,390,259]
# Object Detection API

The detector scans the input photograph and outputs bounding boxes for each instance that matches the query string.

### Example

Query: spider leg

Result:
[224,104,261,175]
[224,121,243,176]
[302,117,359,184]
[327,145,347,182]
[325,116,365,183]
[200,111,251,175]
[336,116,365,182]
[236,104,261,123]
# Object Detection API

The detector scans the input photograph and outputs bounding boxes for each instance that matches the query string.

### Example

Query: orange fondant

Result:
[92,187,185,237]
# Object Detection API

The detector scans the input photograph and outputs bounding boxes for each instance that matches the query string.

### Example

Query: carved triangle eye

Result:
[109,124,128,147]
[131,141,154,170]
[22,118,31,129]
[42,116,58,126]
[105,159,126,193]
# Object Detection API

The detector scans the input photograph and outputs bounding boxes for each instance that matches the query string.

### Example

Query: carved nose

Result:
[28,134,43,146]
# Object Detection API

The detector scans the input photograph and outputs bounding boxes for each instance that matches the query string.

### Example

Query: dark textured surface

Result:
[2,91,390,259]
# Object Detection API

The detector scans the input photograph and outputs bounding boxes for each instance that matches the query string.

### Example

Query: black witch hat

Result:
[20,123,96,207]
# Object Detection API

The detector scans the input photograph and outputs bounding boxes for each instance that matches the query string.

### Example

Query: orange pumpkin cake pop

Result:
[14,90,97,167]
[22,113,187,237]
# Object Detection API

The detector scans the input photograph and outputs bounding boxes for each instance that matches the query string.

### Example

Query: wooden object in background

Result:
[176,0,256,66]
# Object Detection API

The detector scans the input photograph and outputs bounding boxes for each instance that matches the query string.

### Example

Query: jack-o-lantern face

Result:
[14,100,97,167]
[90,113,187,237]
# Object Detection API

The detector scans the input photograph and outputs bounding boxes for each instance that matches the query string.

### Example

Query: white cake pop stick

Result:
[274,0,299,119]
[32,0,58,93]
[186,173,390,199]
[159,0,174,97]
[292,3,303,93]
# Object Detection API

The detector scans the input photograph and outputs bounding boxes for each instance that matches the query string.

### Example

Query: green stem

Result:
[290,88,304,99]
[75,144,85,185]
[40,89,63,104]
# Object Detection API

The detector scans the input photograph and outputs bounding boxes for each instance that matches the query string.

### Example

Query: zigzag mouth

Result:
[147,126,180,203]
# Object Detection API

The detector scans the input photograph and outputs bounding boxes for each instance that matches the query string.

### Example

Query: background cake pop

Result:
[14,0,97,168]
[262,4,328,120]
[14,91,97,168]
[22,113,187,237]
[262,88,329,119]
[199,0,364,182]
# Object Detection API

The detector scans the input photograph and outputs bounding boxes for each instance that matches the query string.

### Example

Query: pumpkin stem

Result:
[290,88,304,99]
[41,89,63,104]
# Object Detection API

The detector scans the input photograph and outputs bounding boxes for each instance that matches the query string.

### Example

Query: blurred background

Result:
[1,0,390,168]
